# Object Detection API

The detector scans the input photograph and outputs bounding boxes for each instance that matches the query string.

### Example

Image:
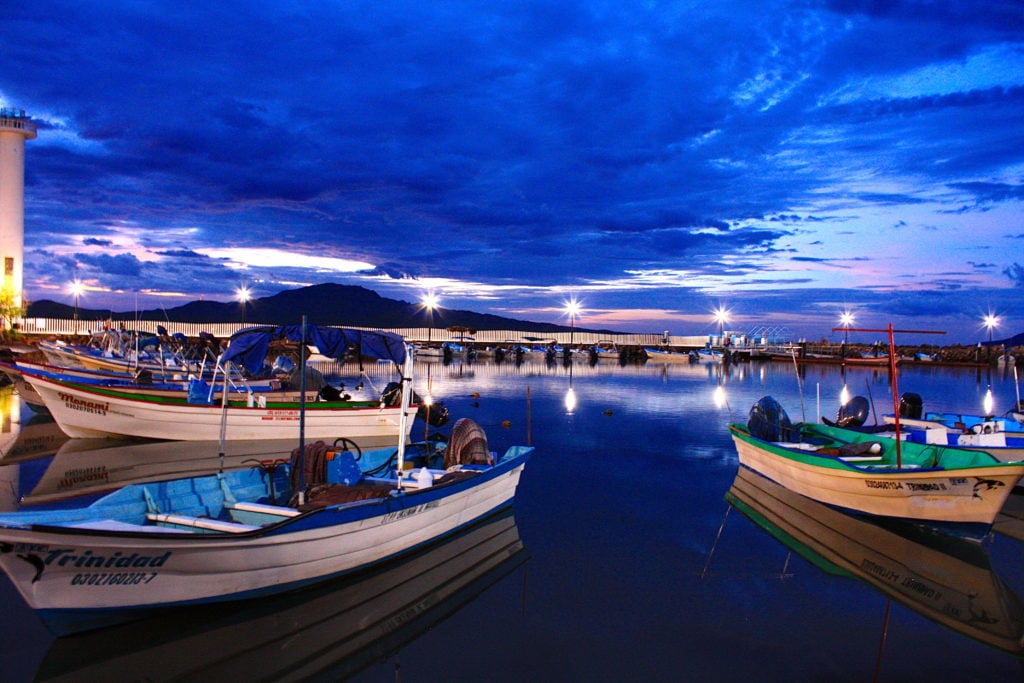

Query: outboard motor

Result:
[898,392,923,419]
[418,401,450,427]
[272,355,295,374]
[836,396,870,428]
[381,381,450,426]
[381,381,403,406]
[747,396,797,442]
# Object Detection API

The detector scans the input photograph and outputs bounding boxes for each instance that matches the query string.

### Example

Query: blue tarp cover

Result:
[221,325,407,375]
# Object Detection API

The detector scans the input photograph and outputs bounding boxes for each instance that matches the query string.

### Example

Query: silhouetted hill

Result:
[27,283,612,334]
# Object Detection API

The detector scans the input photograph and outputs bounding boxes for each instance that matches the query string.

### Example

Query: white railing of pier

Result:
[17,317,717,348]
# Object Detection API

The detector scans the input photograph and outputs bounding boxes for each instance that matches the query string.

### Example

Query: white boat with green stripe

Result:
[729,397,1024,538]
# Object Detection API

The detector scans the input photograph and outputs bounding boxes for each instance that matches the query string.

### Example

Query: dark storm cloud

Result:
[153,249,208,259]
[74,252,143,277]
[1005,263,1024,287]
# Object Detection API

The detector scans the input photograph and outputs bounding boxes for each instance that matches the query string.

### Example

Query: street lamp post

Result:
[68,279,84,334]
[565,298,581,347]
[712,306,729,346]
[236,286,251,324]
[839,311,854,358]
[983,313,999,362]
[422,292,439,344]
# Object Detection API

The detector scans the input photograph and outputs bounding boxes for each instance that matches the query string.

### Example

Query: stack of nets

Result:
[444,418,494,469]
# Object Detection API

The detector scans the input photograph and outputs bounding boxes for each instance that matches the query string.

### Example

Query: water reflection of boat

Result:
[0,413,69,463]
[21,437,333,505]
[24,434,401,504]
[35,509,525,682]
[725,467,1024,655]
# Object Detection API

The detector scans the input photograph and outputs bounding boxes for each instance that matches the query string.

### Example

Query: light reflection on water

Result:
[0,359,1022,681]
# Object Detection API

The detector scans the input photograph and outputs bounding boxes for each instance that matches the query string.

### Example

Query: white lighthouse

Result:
[0,107,37,309]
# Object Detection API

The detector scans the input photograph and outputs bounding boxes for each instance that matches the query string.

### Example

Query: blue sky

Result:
[2,1,1023,344]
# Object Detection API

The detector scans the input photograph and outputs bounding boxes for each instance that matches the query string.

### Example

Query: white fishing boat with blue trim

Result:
[642,347,693,363]
[36,327,213,377]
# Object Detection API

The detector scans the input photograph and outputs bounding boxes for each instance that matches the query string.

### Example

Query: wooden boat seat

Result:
[146,512,261,533]
[226,501,301,518]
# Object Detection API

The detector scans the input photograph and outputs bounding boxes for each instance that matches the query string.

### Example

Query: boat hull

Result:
[642,348,693,363]
[27,375,416,441]
[0,458,527,633]
[34,509,526,680]
[729,426,1024,529]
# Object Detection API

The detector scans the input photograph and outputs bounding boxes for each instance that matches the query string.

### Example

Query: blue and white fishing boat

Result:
[693,347,724,363]
[36,327,213,377]
[0,324,534,635]
[880,389,1024,438]
[1,359,281,408]
[886,411,1024,436]
[825,394,1024,463]
[642,347,693,363]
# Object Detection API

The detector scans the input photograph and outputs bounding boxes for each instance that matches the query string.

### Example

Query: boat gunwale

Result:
[727,423,1022,476]
[25,373,403,410]
[0,450,533,542]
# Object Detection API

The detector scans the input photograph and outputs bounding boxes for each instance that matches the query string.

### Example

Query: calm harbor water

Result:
[1,357,1023,681]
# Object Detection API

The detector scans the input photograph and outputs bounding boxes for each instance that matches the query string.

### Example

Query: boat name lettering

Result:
[381,501,440,524]
[70,571,157,587]
[261,411,299,422]
[904,481,947,492]
[859,559,900,583]
[56,391,110,415]
[864,480,903,490]
[949,478,967,485]
[901,576,942,601]
[381,596,439,633]
[58,466,109,490]
[44,548,171,569]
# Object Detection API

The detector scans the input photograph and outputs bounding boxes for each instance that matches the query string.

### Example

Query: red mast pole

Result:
[831,325,946,470]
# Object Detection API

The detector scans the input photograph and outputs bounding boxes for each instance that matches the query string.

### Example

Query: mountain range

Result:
[26,283,608,334]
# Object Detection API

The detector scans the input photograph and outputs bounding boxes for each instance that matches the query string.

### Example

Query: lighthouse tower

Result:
[0,107,36,309]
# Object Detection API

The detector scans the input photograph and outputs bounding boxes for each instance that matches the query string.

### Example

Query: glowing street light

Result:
[839,311,854,343]
[983,312,1000,362]
[564,298,581,346]
[236,286,252,323]
[983,313,999,342]
[422,292,439,343]
[712,306,729,344]
[68,279,85,333]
